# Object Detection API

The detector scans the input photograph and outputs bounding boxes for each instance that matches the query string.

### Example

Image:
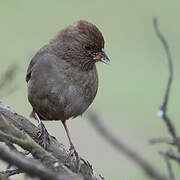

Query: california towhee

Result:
[26,20,110,164]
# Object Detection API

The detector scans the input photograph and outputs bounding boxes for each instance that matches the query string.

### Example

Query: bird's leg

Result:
[62,121,87,169]
[34,112,50,149]
[62,121,79,157]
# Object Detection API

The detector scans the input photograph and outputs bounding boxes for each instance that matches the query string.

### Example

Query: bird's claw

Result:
[37,122,50,149]
[68,145,88,171]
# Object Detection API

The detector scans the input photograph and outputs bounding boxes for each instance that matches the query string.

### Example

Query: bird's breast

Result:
[62,65,98,119]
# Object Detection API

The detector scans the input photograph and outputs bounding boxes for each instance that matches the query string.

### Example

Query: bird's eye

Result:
[84,45,91,51]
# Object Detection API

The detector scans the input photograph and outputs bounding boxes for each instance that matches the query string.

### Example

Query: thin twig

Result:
[154,18,173,108]
[163,151,180,164]
[149,137,174,145]
[153,17,180,152]
[160,151,176,180]
[86,109,167,180]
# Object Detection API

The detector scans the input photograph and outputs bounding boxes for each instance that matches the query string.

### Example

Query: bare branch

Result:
[0,113,75,177]
[86,109,167,180]
[160,151,176,180]
[149,137,174,145]
[153,17,173,109]
[0,101,104,180]
[0,144,81,180]
[162,151,180,164]
[154,17,180,152]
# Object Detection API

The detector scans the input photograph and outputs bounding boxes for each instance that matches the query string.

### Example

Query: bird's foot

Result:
[69,145,87,171]
[37,122,50,149]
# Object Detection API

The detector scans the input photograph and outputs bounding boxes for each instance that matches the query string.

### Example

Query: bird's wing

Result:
[27,53,68,120]
[26,57,37,83]
[26,46,48,83]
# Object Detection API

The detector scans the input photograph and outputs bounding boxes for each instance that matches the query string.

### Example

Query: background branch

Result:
[153,17,180,152]
[86,109,167,180]
[149,137,175,145]
[162,151,180,164]
[160,151,176,180]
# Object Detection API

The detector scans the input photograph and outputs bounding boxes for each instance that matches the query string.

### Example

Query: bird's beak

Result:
[93,49,110,64]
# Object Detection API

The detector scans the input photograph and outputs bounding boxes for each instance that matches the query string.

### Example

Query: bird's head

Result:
[53,20,110,70]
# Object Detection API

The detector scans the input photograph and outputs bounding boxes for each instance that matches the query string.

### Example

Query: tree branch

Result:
[149,137,174,145]
[162,151,180,164]
[160,151,176,180]
[0,101,104,180]
[0,144,81,180]
[0,113,71,174]
[153,17,180,152]
[86,109,167,180]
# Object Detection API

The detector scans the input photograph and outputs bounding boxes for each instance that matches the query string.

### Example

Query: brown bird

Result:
[26,20,110,164]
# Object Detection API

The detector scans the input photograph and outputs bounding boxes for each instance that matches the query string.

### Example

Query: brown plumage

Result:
[26,20,110,165]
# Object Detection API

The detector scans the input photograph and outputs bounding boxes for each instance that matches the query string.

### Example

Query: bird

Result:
[26,20,110,165]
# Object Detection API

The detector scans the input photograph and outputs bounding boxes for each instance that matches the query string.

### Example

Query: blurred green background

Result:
[0,0,180,179]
